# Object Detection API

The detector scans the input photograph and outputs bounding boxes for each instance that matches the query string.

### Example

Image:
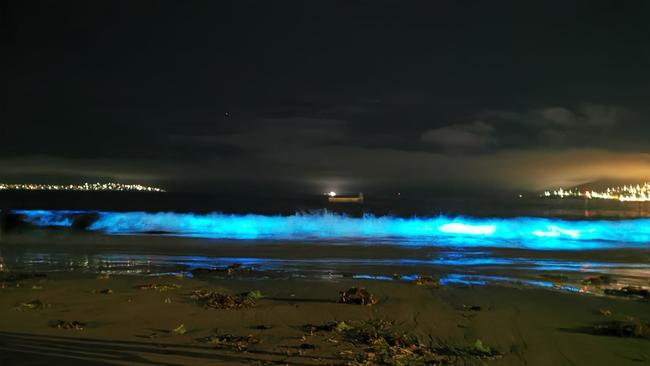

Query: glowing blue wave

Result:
[11,210,650,250]
[14,210,85,227]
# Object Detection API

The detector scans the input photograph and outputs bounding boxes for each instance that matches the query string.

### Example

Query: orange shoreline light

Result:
[543,182,650,202]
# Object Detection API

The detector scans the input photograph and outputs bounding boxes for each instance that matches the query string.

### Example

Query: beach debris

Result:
[225,263,244,274]
[303,322,335,334]
[604,286,650,300]
[540,273,569,282]
[15,299,49,311]
[190,263,252,277]
[340,319,501,365]
[254,325,272,330]
[463,305,482,312]
[191,289,260,309]
[338,287,377,306]
[171,324,187,335]
[599,309,612,316]
[100,288,113,295]
[200,332,260,351]
[582,275,614,286]
[303,321,351,335]
[53,320,86,330]
[473,339,493,354]
[135,283,181,292]
[415,275,440,288]
[247,290,264,300]
[591,319,650,338]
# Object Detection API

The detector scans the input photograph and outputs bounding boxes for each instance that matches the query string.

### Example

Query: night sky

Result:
[3,1,650,195]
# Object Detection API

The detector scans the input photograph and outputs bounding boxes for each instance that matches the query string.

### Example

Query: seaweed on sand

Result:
[339,319,501,365]
[415,276,440,288]
[135,283,181,291]
[302,321,351,335]
[191,263,252,277]
[582,275,614,286]
[191,289,262,309]
[52,320,86,330]
[591,319,650,338]
[301,319,500,365]
[604,286,650,300]
[15,299,49,311]
[171,324,187,335]
[199,331,260,351]
[339,287,377,306]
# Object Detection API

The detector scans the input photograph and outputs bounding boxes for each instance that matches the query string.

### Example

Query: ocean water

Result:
[1,194,649,294]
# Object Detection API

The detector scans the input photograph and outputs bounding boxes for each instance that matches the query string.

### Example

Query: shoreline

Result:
[1,272,649,365]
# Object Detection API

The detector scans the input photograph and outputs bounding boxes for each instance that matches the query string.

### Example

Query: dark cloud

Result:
[2,1,649,194]
[421,121,496,152]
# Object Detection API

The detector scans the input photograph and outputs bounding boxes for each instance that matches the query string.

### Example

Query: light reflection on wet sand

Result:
[1,234,648,298]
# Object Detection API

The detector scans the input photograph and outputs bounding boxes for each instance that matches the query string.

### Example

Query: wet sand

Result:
[1,272,649,366]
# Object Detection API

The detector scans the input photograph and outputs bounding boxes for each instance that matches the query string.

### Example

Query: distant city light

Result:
[543,182,650,202]
[328,191,337,197]
[0,182,165,192]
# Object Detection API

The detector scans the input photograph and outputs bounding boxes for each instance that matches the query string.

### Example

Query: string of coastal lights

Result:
[0,182,164,192]
[543,182,650,202]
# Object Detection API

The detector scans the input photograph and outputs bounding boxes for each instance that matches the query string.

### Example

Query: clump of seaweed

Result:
[415,276,440,288]
[15,299,50,311]
[302,321,351,335]
[301,319,500,365]
[604,286,650,300]
[191,263,252,277]
[340,320,500,365]
[339,287,377,306]
[191,289,261,309]
[171,324,187,335]
[52,320,86,330]
[592,319,650,338]
[582,275,614,286]
[135,283,181,292]
[199,331,260,351]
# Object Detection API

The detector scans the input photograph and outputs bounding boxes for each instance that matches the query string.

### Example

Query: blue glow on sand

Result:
[11,210,650,250]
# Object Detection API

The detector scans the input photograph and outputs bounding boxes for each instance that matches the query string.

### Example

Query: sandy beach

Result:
[1,269,648,366]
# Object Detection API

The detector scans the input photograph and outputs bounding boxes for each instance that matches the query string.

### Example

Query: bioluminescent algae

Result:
[12,210,650,250]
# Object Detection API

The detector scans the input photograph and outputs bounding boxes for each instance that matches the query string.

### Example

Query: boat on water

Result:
[328,193,364,204]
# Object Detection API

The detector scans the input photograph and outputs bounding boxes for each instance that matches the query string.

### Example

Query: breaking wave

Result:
[11,210,650,250]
